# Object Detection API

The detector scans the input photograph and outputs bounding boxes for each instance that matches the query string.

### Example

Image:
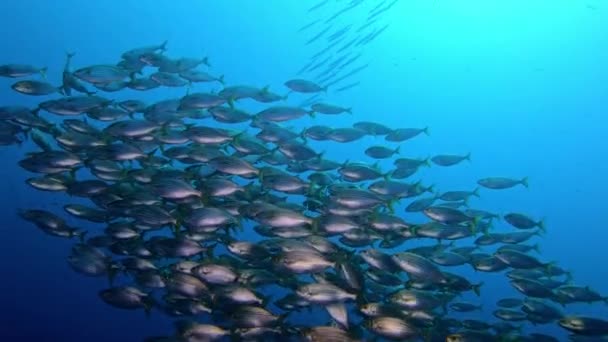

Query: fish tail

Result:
[521,176,529,188]
[385,199,396,214]
[107,262,121,285]
[544,261,557,275]
[409,224,419,236]
[305,216,318,235]
[382,171,392,181]
[472,187,480,197]
[143,297,155,318]
[472,282,483,296]
[217,74,225,84]
[355,291,369,306]
[75,229,87,243]
[261,293,273,307]
[205,243,217,259]
[299,130,309,144]
[159,40,168,52]
[39,67,48,79]
[423,126,430,136]
[565,271,574,283]
[537,219,546,233]
[278,311,291,324]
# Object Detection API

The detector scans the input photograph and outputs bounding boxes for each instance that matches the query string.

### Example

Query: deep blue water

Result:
[0,1,607,341]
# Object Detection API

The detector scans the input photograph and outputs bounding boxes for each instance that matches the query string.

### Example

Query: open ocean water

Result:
[0,1,607,341]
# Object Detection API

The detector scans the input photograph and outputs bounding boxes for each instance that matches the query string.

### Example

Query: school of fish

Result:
[1,0,608,341]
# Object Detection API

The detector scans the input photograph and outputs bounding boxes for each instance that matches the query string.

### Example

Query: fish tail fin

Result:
[233,129,248,140]
[128,71,138,82]
[159,40,168,52]
[217,74,225,84]
[394,145,400,155]
[423,156,431,167]
[346,107,352,114]
[521,176,529,188]
[532,243,541,254]
[386,199,396,214]
[472,282,483,296]
[544,261,557,275]
[146,148,158,159]
[39,67,48,79]
[278,311,291,324]
[202,56,211,67]
[465,152,471,162]
[308,110,316,118]
[106,262,121,285]
[409,224,419,236]
[205,243,216,259]
[74,229,87,243]
[423,126,430,136]
[355,291,369,307]
[471,218,485,235]
[143,296,155,318]
[261,293,274,307]
[311,217,319,234]
[473,187,480,197]
[299,130,309,144]
[538,218,546,233]
[565,270,574,283]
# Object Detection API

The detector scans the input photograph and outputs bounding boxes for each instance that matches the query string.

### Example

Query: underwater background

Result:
[0,0,607,341]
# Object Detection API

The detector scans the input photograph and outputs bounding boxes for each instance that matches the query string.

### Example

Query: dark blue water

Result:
[0,1,606,341]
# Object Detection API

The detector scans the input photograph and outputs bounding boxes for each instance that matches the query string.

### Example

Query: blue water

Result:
[0,0,607,341]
